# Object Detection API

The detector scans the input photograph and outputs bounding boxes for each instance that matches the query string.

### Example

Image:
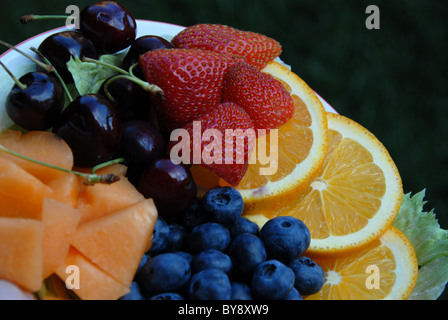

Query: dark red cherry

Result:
[38,30,98,83]
[118,120,165,167]
[118,120,166,185]
[79,1,136,54]
[99,75,151,122]
[6,72,64,130]
[52,94,122,168]
[137,158,197,221]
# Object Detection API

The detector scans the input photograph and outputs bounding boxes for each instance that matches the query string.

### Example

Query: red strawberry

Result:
[222,61,294,131]
[171,24,282,70]
[169,102,255,186]
[139,48,234,133]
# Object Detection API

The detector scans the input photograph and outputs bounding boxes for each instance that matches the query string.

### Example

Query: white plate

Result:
[0,19,336,131]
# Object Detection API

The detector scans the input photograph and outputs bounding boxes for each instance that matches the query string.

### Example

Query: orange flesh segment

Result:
[306,227,417,300]
[278,128,386,239]
[237,91,314,190]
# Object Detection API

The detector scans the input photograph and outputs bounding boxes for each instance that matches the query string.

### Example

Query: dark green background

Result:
[1,0,447,299]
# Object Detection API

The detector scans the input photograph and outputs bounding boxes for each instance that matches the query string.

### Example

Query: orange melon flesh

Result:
[0,130,73,184]
[71,199,158,287]
[76,165,145,224]
[0,157,52,220]
[0,217,44,292]
[41,198,82,280]
[55,247,130,300]
[47,173,79,208]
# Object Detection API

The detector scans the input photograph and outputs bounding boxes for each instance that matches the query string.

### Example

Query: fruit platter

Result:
[1,1,447,301]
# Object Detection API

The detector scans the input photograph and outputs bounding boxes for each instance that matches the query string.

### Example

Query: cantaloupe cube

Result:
[0,130,73,184]
[71,199,157,287]
[0,157,52,220]
[55,247,130,300]
[41,198,82,280]
[76,165,144,224]
[0,217,44,292]
[47,173,80,208]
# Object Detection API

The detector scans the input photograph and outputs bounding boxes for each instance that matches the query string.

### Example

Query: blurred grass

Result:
[1,0,447,299]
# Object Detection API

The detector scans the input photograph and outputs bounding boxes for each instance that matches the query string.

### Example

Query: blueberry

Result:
[137,253,191,297]
[182,198,207,230]
[229,216,259,237]
[176,251,193,265]
[289,256,326,295]
[259,216,311,263]
[201,187,244,227]
[191,249,233,276]
[283,287,303,300]
[228,233,266,275]
[187,268,231,300]
[164,224,188,252]
[146,217,169,255]
[251,260,295,300]
[188,222,231,253]
[149,292,184,300]
[230,282,253,300]
[119,281,144,300]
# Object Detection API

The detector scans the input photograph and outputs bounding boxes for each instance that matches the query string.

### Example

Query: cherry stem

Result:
[102,76,117,103]
[83,57,128,75]
[83,57,165,99]
[20,14,70,24]
[128,62,139,77]
[0,40,53,73]
[0,144,122,185]
[30,47,74,102]
[0,60,27,90]
[91,157,126,175]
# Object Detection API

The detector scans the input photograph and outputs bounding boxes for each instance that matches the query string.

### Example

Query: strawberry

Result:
[171,24,282,70]
[222,61,294,131]
[169,102,255,186]
[139,48,234,133]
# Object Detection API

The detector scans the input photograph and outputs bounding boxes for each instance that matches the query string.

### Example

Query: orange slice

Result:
[253,113,403,256]
[191,61,329,212]
[305,226,418,300]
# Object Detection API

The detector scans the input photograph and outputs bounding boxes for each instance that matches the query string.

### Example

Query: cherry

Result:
[122,35,173,78]
[52,94,122,168]
[99,75,152,122]
[118,120,165,167]
[137,158,197,221]
[118,120,166,185]
[79,1,136,54]
[4,70,64,131]
[37,30,98,83]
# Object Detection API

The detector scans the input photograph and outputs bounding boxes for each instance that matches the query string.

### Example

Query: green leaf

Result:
[393,189,448,300]
[67,54,123,96]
